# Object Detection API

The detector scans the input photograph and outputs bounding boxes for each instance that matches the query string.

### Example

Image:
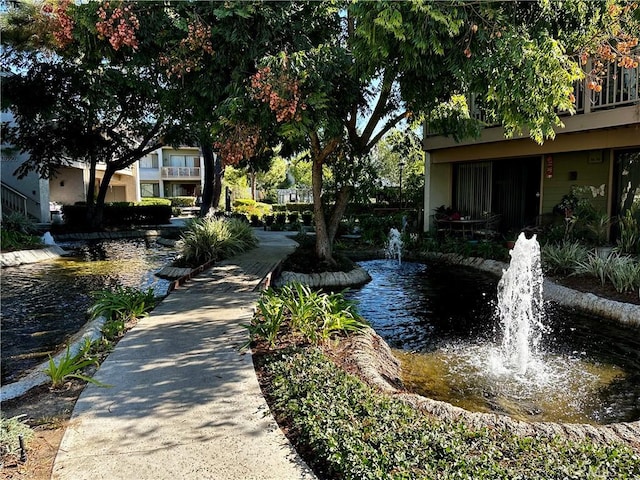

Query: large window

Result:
[140,182,160,197]
[453,162,492,218]
[164,155,200,168]
[140,154,159,169]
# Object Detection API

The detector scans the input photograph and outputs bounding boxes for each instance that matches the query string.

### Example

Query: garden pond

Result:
[347,259,640,425]
[1,238,176,384]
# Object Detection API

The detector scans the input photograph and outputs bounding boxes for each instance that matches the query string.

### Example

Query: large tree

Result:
[1,1,181,228]
[245,0,639,265]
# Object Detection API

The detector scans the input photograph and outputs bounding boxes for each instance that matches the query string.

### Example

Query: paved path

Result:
[53,230,316,480]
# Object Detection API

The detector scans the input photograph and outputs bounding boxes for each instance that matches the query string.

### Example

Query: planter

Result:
[595,246,614,260]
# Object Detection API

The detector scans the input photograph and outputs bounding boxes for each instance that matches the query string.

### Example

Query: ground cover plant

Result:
[245,283,368,348]
[260,347,640,480]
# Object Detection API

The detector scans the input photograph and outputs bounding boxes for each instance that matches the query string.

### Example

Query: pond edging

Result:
[0,316,106,403]
[344,328,640,451]
[419,252,640,327]
[0,245,69,267]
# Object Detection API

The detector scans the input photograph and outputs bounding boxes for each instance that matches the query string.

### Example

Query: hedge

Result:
[62,204,172,228]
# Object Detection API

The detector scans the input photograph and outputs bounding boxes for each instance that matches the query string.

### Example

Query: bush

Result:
[605,254,640,293]
[62,204,172,228]
[265,348,640,480]
[1,212,38,234]
[0,229,43,252]
[541,241,589,275]
[178,217,257,266]
[246,283,368,347]
[138,197,172,206]
[233,198,272,218]
[168,196,196,207]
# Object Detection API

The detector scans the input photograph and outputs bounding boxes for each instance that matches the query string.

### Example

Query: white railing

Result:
[161,167,201,178]
[1,182,28,217]
[588,61,639,111]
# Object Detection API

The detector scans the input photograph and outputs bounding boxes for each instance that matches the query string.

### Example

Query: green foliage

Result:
[1,212,38,234]
[179,217,258,267]
[88,286,156,340]
[574,253,609,286]
[265,348,640,480]
[0,415,34,458]
[233,198,272,218]
[168,196,196,207]
[617,206,640,255]
[605,254,640,293]
[138,197,172,206]
[0,228,43,252]
[541,241,589,275]
[246,283,368,347]
[43,345,108,389]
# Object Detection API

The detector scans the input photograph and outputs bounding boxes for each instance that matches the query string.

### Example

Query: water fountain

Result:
[42,231,57,245]
[491,232,546,377]
[349,234,639,424]
[385,228,403,265]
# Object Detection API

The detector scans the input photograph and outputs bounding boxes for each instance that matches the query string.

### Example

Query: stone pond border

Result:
[345,329,640,450]
[276,252,640,450]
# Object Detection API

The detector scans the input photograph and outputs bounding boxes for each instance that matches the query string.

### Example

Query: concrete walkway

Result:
[53,230,316,480]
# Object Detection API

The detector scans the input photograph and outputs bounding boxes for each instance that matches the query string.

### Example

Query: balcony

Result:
[469,61,639,126]
[161,167,201,179]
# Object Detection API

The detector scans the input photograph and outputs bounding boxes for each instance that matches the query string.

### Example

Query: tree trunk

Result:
[311,155,334,263]
[84,155,98,226]
[199,143,215,216]
[90,166,117,230]
[212,154,223,209]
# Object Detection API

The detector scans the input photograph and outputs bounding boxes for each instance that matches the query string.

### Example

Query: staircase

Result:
[1,182,28,218]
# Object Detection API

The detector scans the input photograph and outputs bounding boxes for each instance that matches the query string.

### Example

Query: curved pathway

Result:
[53,230,316,480]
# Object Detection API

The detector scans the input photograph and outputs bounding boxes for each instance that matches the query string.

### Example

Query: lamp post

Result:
[398,161,406,208]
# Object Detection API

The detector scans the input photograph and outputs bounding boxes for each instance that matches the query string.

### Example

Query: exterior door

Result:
[492,157,541,232]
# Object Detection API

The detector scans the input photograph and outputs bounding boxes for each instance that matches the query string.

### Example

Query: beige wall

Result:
[541,150,610,214]
[97,171,137,203]
[49,167,86,205]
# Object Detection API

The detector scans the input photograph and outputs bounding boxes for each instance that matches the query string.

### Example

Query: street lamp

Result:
[398,160,406,208]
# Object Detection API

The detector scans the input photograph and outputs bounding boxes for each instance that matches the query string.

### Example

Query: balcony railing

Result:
[463,61,639,129]
[161,167,201,178]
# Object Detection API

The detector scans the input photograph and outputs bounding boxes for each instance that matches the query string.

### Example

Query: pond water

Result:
[347,259,640,425]
[1,238,176,383]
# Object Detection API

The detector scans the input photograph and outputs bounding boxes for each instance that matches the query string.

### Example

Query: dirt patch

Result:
[1,381,86,480]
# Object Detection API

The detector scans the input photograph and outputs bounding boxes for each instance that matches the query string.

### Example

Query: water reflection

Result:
[347,259,640,424]
[1,238,176,383]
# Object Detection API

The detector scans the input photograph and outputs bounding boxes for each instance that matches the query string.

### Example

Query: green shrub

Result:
[0,229,43,252]
[233,198,272,218]
[138,197,172,206]
[1,212,38,234]
[43,345,108,389]
[62,204,172,227]
[617,207,640,254]
[168,196,196,207]
[605,254,640,293]
[265,348,640,480]
[89,286,156,322]
[574,252,608,286]
[541,241,589,275]
[178,217,257,266]
[246,283,368,347]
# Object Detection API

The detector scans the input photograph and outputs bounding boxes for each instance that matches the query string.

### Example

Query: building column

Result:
[423,151,432,233]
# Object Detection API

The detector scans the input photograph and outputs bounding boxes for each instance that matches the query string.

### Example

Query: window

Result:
[140,154,159,169]
[141,183,160,197]
[164,155,201,168]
